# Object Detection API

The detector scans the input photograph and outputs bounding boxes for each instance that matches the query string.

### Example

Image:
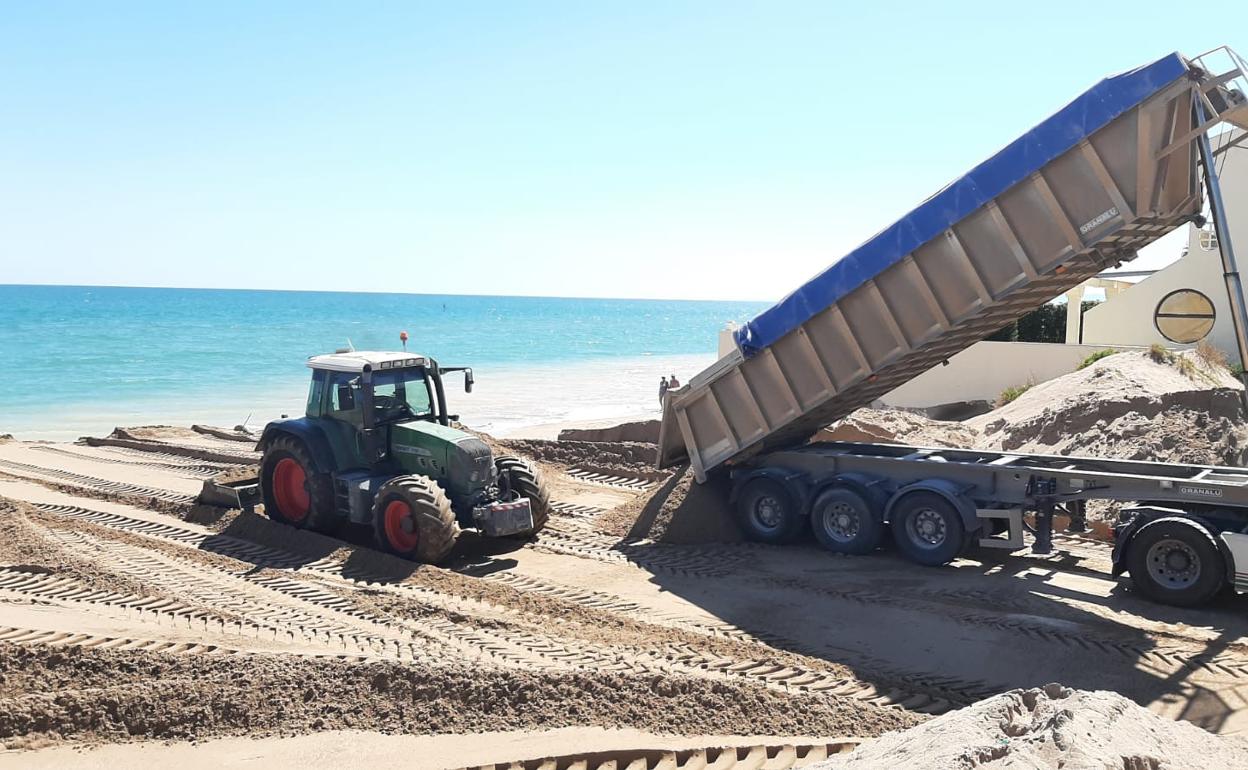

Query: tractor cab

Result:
[302,351,471,471]
[252,350,548,564]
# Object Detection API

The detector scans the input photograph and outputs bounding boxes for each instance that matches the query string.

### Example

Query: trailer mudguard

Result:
[884,479,980,535]
[257,418,337,474]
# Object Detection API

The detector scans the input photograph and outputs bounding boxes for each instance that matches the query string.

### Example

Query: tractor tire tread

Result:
[259,435,337,532]
[495,456,551,536]
[372,475,459,564]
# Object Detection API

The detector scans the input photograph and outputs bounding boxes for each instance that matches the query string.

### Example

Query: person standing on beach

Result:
[659,376,669,406]
[669,374,681,389]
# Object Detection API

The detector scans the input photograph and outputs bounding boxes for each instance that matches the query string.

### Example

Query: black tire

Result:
[495,456,550,536]
[810,487,884,555]
[1126,518,1225,607]
[371,475,459,563]
[889,491,966,566]
[259,435,337,532]
[735,477,805,544]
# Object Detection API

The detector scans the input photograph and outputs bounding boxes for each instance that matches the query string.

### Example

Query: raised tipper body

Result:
[660,49,1248,482]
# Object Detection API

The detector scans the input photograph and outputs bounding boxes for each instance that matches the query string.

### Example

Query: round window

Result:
[1154,289,1216,344]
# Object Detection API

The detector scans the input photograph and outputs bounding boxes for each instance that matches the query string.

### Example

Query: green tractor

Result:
[255,350,549,563]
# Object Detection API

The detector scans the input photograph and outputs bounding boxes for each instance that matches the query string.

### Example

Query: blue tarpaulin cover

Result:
[734,53,1190,357]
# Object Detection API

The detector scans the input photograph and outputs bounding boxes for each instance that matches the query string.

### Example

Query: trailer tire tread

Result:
[1125,517,1225,607]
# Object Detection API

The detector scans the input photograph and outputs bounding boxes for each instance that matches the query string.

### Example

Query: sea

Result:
[0,285,768,442]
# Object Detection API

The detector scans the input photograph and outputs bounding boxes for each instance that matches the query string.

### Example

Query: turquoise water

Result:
[0,285,766,439]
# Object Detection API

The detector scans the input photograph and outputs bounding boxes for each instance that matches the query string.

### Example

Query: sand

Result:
[814,684,1248,769]
[0,429,927,761]
[0,643,904,747]
[968,350,1247,464]
[8,362,1248,766]
[0,728,845,770]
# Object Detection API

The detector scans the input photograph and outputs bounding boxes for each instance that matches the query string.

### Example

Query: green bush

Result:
[1148,343,1175,365]
[1077,348,1118,370]
[997,383,1033,407]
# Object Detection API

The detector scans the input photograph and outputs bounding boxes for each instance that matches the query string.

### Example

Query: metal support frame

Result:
[1032,500,1054,555]
[1196,99,1248,401]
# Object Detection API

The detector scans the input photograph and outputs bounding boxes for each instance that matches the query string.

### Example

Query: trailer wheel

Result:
[810,487,883,555]
[371,475,459,564]
[260,435,337,532]
[735,477,804,544]
[1126,519,1225,607]
[889,491,965,566]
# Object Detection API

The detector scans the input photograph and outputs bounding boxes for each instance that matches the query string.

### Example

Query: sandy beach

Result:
[5,351,1248,768]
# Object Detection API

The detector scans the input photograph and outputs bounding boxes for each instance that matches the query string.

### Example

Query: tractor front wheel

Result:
[260,436,336,532]
[371,475,459,563]
[495,456,550,537]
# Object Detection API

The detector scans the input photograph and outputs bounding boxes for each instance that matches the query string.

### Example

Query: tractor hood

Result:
[389,420,495,493]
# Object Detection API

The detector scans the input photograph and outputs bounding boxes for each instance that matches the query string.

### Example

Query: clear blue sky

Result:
[0,3,1238,300]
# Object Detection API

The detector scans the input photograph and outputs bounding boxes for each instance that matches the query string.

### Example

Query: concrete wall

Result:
[1079,128,1248,360]
[879,340,1138,410]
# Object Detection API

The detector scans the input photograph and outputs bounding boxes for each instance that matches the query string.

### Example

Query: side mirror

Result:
[336,383,356,411]
[464,369,474,394]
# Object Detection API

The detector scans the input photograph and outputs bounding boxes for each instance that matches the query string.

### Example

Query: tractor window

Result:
[328,372,362,413]
[306,370,327,416]
[372,368,432,422]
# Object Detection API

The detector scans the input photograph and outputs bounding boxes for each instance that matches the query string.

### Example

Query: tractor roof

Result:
[307,351,429,373]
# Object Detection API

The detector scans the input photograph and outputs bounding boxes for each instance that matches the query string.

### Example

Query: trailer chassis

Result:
[731,440,1248,607]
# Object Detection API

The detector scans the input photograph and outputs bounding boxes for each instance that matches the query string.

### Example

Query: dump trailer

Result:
[658,47,1248,607]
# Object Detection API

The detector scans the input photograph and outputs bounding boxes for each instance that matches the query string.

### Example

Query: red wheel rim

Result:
[272,457,310,522]
[383,499,419,552]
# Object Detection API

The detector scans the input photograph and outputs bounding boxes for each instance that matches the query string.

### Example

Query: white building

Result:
[1076,128,1247,357]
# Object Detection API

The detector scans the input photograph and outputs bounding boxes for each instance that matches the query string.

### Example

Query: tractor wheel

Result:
[495,456,550,536]
[260,436,337,532]
[371,475,459,563]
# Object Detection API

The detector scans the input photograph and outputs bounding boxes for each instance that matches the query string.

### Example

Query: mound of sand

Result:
[967,350,1247,465]
[501,438,663,479]
[818,407,978,448]
[815,683,1248,769]
[0,643,914,746]
[558,420,660,444]
[596,466,742,544]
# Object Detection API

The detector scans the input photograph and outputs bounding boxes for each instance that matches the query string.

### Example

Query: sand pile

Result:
[558,420,661,444]
[821,350,1248,467]
[0,643,914,747]
[501,438,665,480]
[595,466,742,543]
[818,407,978,448]
[967,350,1247,465]
[815,683,1248,769]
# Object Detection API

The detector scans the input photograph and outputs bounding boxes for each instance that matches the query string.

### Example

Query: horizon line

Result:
[0,281,774,306]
